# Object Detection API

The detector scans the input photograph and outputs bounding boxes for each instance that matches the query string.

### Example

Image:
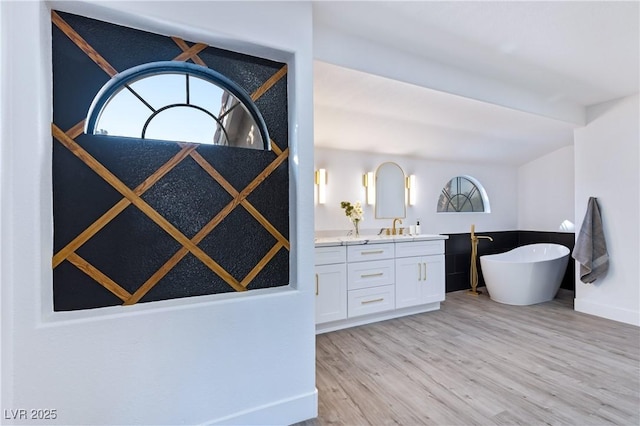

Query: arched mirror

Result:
[375,162,406,219]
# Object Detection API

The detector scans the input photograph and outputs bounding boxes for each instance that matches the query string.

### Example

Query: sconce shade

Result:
[315,168,327,204]
[407,174,417,205]
[363,171,375,205]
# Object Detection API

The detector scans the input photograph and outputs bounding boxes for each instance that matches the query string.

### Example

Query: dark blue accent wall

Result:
[52,11,289,311]
[445,231,575,293]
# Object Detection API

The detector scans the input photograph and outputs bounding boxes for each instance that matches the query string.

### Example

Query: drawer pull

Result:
[418,263,422,281]
[361,298,384,305]
[315,273,319,296]
[361,250,384,255]
[423,263,427,281]
[361,272,383,278]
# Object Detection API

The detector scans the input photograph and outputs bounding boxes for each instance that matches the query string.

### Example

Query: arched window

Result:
[85,61,270,150]
[437,175,490,213]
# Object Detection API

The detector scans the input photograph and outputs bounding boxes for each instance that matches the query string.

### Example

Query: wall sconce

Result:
[362,171,375,205]
[406,174,417,206]
[315,168,327,204]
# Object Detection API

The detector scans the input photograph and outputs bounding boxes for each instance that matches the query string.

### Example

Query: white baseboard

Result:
[206,388,318,425]
[574,298,640,326]
[316,302,441,334]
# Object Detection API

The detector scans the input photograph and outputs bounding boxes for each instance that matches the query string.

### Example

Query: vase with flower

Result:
[340,201,364,237]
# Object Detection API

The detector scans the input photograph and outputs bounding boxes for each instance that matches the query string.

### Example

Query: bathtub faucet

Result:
[469,224,492,296]
[471,224,493,242]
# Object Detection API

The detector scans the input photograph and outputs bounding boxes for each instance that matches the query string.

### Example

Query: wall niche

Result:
[52,10,290,311]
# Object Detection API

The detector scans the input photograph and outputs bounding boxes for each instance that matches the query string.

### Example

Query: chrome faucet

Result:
[392,218,403,235]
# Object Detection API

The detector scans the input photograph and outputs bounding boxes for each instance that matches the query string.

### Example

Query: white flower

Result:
[340,200,364,223]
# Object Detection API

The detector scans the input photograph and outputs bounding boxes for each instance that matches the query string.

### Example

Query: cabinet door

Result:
[395,255,445,309]
[395,256,423,309]
[422,255,445,304]
[315,264,347,324]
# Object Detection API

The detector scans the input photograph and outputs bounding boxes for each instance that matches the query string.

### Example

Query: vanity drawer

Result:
[395,240,444,258]
[348,285,395,318]
[347,259,395,290]
[347,243,394,262]
[315,246,346,265]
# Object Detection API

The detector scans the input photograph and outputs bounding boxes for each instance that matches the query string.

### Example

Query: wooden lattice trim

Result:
[240,242,284,288]
[53,199,129,269]
[189,150,290,250]
[251,64,287,102]
[123,247,188,305]
[67,253,132,301]
[173,42,208,63]
[240,202,290,251]
[123,147,290,303]
[53,141,199,268]
[51,11,118,77]
[52,124,244,292]
[251,65,288,155]
[171,37,207,66]
[269,141,282,156]
[66,120,86,139]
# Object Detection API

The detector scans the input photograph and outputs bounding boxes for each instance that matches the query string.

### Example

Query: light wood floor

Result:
[297,290,640,425]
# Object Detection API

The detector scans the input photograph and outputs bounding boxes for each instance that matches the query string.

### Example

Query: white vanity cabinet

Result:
[314,235,448,334]
[395,240,445,309]
[314,246,347,324]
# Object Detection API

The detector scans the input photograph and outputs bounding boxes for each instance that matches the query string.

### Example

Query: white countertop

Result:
[314,234,449,247]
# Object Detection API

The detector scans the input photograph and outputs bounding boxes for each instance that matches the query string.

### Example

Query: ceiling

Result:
[312,1,639,166]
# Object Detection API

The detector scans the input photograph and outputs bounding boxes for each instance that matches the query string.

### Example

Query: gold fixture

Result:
[315,168,327,204]
[469,224,493,296]
[361,298,384,305]
[363,171,375,205]
[392,218,403,235]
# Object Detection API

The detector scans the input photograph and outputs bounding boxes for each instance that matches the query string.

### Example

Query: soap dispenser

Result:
[415,220,421,235]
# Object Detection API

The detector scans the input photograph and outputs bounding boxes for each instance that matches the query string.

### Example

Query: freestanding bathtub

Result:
[480,243,570,306]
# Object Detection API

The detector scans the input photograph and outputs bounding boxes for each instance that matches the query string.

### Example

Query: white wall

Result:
[0,1,316,425]
[315,148,518,235]
[518,145,575,232]
[574,94,640,326]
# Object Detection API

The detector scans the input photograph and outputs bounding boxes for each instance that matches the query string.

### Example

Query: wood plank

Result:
[251,64,287,101]
[240,242,282,288]
[172,42,208,63]
[66,253,131,301]
[297,290,640,425]
[51,11,118,77]
[123,246,187,305]
[66,120,86,139]
[171,37,207,66]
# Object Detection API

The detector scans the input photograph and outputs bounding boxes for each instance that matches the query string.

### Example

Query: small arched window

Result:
[85,61,270,150]
[437,175,490,213]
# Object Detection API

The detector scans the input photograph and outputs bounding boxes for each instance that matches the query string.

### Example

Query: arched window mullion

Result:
[437,175,490,213]
[85,61,270,150]
[141,103,231,145]
[125,85,156,113]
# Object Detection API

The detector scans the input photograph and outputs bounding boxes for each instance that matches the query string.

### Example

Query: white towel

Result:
[572,197,609,283]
